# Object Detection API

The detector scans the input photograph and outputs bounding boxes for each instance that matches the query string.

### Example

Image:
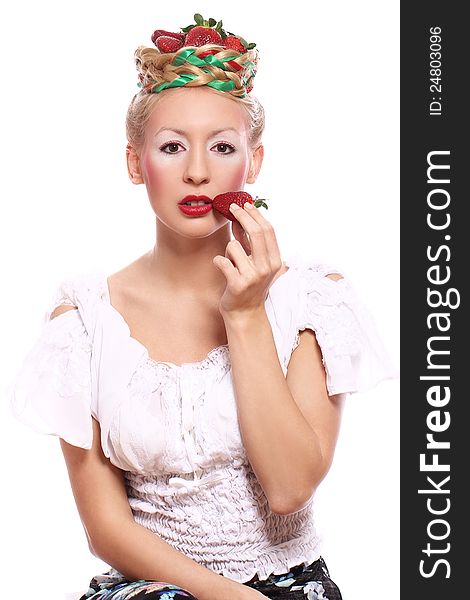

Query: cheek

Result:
[143,155,169,188]
[226,162,249,187]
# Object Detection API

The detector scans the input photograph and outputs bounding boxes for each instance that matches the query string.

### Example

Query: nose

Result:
[183,147,210,186]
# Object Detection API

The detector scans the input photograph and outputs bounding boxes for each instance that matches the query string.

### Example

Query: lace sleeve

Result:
[7,304,94,449]
[290,264,398,396]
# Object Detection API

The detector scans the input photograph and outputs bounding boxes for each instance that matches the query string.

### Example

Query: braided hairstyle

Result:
[126,43,265,152]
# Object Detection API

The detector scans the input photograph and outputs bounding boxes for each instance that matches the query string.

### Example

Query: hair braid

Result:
[135,44,257,97]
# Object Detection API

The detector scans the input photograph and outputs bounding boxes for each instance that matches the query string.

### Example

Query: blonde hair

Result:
[126,44,265,151]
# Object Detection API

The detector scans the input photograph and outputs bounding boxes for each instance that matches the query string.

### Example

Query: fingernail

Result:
[244,202,254,209]
[230,203,240,210]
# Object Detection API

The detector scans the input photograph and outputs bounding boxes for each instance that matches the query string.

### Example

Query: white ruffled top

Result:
[7,252,397,583]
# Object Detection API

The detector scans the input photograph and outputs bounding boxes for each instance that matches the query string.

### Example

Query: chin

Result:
[159,216,228,238]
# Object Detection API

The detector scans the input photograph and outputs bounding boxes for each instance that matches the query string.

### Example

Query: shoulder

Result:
[44,270,108,335]
[50,304,78,320]
[285,254,348,295]
[325,272,344,282]
[285,254,397,395]
[290,257,364,343]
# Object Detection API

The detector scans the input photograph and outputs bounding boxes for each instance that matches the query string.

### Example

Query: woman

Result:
[8,14,396,600]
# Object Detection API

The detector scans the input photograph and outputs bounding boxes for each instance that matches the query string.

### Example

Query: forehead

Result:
[146,87,248,136]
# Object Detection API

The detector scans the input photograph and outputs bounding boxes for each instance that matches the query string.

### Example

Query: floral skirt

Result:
[79,556,342,599]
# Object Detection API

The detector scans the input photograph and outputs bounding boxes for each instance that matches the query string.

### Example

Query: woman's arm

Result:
[222,278,346,516]
[52,306,266,600]
[61,417,267,600]
[214,205,346,515]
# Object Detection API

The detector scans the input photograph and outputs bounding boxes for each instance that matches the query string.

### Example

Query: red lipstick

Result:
[178,195,213,217]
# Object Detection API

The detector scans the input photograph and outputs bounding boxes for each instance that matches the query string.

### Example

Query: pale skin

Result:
[53,86,346,600]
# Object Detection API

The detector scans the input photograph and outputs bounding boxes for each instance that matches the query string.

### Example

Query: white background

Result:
[1,1,399,598]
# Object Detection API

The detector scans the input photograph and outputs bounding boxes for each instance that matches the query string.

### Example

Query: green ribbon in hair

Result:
[153,73,198,92]
[172,48,241,70]
[150,73,240,94]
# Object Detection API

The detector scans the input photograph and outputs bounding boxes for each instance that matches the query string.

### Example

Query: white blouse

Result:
[7,252,397,583]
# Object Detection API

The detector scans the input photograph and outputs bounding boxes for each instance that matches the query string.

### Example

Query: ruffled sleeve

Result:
[287,258,398,396]
[7,280,94,449]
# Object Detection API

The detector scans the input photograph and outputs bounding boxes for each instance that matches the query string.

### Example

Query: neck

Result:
[144,220,232,295]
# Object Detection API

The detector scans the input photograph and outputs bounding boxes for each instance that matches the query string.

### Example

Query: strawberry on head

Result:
[151,29,185,44]
[149,13,258,95]
[151,13,257,61]
[155,36,184,53]
[185,26,223,47]
[181,13,224,47]
[223,36,246,53]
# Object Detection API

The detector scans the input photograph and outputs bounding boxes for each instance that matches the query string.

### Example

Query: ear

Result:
[126,143,144,185]
[246,143,264,184]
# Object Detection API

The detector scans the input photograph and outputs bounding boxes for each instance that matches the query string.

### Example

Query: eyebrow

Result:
[155,127,240,138]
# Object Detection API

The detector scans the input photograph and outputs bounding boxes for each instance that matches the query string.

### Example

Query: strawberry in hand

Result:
[212,191,269,259]
[211,190,282,318]
[212,191,268,222]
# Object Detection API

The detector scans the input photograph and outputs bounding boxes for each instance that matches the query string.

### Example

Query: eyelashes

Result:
[159,141,236,155]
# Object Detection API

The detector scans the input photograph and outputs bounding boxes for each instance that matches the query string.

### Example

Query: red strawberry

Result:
[212,191,268,221]
[151,29,185,45]
[155,35,184,53]
[184,25,223,47]
[223,36,246,53]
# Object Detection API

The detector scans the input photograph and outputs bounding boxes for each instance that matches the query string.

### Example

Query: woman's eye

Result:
[161,142,183,154]
[213,143,235,154]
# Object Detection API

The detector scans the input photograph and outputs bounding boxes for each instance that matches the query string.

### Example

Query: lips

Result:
[178,195,212,205]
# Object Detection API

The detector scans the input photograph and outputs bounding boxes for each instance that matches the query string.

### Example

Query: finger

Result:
[229,203,269,268]
[225,239,255,278]
[212,254,238,284]
[231,219,252,256]
[240,203,282,271]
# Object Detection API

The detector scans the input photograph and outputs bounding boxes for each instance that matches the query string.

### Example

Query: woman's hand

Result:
[212,202,283,319]
[235,586,271,599]
[224,580,271,600]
